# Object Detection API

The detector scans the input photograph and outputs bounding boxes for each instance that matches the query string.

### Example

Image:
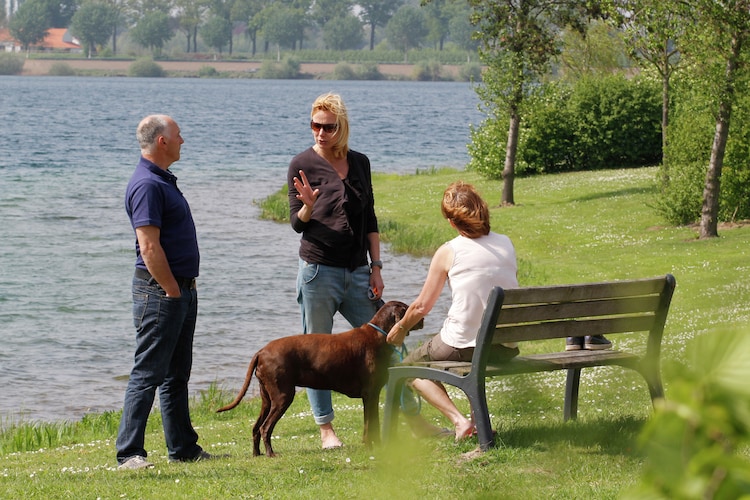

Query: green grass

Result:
[3,166,750,498]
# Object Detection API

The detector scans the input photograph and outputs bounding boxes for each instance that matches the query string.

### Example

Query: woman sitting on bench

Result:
[386,181,519,441]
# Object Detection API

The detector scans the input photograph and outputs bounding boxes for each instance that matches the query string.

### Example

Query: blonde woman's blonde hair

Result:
[311,92,350,159]
[441,181,491,239]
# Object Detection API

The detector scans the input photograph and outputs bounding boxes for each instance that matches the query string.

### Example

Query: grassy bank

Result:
[2,167,749,498]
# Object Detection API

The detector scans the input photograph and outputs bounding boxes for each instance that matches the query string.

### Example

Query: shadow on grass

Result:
[570,185,657,203]
[495,415,646,457]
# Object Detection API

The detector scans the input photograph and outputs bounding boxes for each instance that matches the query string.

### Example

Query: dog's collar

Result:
[369,322,409,362]
[367,322,389,336]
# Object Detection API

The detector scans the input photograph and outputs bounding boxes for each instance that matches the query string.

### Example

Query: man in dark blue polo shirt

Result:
[116,114,214,470]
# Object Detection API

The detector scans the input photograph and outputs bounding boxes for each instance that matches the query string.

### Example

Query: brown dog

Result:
[216,300,422,457]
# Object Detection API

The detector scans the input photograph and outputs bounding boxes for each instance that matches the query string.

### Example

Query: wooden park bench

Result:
[382,274,676,451]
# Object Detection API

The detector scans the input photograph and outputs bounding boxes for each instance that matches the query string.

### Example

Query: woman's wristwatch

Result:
[370,260,383,269]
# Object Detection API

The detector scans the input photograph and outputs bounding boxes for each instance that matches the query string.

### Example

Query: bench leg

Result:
[564,368,581,421]
[461,375,494,451]
[640,359,665,406]
[382,375,405,444]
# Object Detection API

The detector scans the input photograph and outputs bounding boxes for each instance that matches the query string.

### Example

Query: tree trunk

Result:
[699,33,742,239]
[369,23,375,50]
[502,111,520,206]
[661,46,670,174]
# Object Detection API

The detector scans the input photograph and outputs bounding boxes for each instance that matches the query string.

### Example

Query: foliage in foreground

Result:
[628,329,750,499]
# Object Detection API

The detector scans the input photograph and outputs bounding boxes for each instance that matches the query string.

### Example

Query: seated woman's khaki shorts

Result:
[403,333,519,364]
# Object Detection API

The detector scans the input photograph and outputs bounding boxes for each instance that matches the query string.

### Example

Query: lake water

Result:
[0,76,481,424]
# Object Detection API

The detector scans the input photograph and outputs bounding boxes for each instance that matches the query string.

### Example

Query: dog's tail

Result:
[216,352,259,413]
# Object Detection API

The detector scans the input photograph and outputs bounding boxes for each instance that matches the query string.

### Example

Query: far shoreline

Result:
[20,58,466,80]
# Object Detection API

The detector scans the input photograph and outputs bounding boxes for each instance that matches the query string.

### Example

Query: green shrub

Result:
[357,62,383,80]
[653,69,750,225]
[458,62,482,82]
[0,53,24,75]
[565,75,661,169]
[48,62,76,76]
[467,117,508,180]
[521,82,576,173]
[412,60,442,81]
[257,56,300,79]
[128,59,165,77]
[331,62,357,80]
[468,74,661,179]
[198,65,218,77]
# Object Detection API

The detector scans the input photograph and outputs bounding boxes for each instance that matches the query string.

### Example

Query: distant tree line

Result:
[5,0,479,58]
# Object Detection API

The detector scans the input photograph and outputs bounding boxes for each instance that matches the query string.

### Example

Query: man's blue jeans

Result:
[297,259,378,425]
[116,274,202,462]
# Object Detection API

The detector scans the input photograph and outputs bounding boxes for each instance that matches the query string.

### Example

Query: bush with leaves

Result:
[458,62,482,83]
[256,56,300,79]
[128,59,165,78]
[48,62,75,76]
[412,60,442,81]
[658,70,750,225]
[468,74,661,178]
[0,53,24,75]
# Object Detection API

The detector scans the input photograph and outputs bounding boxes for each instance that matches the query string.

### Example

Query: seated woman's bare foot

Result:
[455,420,475,441]
[320,423,343,449]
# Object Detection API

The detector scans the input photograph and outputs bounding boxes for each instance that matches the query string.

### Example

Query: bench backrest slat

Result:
[474,274,676,371]
[497,295,663,325]
[491,315,658,343]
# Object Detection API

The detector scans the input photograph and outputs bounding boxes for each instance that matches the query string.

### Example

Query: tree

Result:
[446,1,478,57]
[323,14,364,50]
[201,14,232,53]
[310,0,353,27]
[359,0,403,50]
[422,0,451,50]
[102,0,127,54]
[129,10,173,56]
[681,0,750,238]
[606,0,686,171]
[385,5,427,59]
[38,0,77,28]
[9,0,50,53]
[207,0,236,54]
[466,0,600,206]
[231,0,263,54]
[70,1,116,57]
[260,3,304,60]
[559,20,630,79]
[175,0,209,53]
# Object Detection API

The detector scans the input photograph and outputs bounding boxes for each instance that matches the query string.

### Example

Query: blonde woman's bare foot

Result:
[320,423,343,450]
[455,420,475,441]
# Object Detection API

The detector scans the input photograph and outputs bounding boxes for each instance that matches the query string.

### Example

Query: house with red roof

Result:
[0,28,81,53]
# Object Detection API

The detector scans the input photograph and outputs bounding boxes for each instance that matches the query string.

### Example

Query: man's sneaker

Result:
[169,450,225,463]
[565,337,584,351]
[118,456,154,471]
[584,335,612,350]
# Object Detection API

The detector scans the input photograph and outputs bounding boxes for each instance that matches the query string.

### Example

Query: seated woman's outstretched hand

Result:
[387,323,407,346]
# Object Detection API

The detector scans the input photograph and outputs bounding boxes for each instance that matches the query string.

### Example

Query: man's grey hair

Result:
[136,115,170,152]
